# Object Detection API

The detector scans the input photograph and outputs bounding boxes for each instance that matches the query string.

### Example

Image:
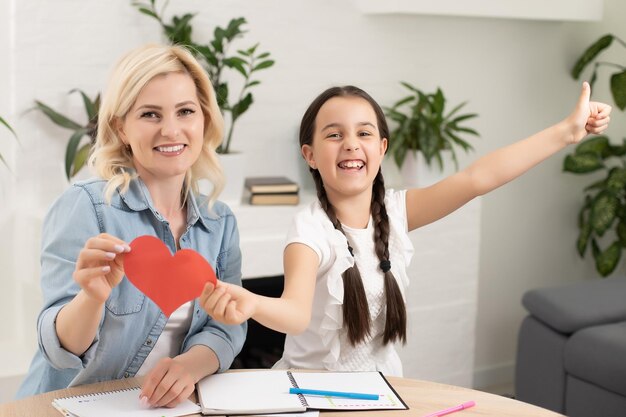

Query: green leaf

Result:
[562,152,604,173]
[65,128,90,180]
[589,190,619,236]
[594,241,621,277]
[34,101,82,130]
[230,93,253,121]
[583,178,608,193]
[389,95,414,109]
[257,52,270,59]
[453,126,480,136]
[444,101,467,119]
[196,45,218,67]
[252,60,274,72]
[617,220,626,246]
[215,83,229,112]
[449,113,478,125]
[137,7,158,19]
[246,43,259,55]
[610,70,626,111]
[246,80,261,88]
[574,135,609,156]
[606,167,626,192]
[223,57,247,77]
[571,34,614,79]
[577,213,592,256]
[71,143,91,177]
[70,89,97,120]
[225,17,247,40]
[400,81,421,94]
[0,115,17,138]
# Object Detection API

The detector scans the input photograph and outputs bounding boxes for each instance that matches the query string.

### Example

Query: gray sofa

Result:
[515,276,626,417]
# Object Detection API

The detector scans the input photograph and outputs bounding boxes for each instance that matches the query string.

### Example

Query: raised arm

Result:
[405,82,611,231]
[199,242,319,334]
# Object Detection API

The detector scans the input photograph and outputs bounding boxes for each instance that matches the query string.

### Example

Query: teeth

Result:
[156,145,184,153]
[340,160,364,168]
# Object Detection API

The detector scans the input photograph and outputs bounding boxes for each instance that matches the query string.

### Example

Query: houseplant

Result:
[384,82,479,173]
[563,33,626,276]
[132,0,274,154]
[36,0,274,180]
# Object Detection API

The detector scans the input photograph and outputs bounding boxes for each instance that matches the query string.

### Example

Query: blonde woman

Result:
[17,44,245,408]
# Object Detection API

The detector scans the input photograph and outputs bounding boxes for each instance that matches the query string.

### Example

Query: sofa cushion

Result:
[565,321,626,397]
[522,277,626,334]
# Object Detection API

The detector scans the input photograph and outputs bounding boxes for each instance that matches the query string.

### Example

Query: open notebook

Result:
[52,386,201,417]
[196,370,408,415]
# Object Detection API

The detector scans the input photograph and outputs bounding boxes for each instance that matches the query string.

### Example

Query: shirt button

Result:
[124,372,130,378]
[146,339,153,346]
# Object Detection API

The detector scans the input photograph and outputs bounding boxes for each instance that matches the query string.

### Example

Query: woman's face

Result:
[119,71,204,184]
[302,96,388,201]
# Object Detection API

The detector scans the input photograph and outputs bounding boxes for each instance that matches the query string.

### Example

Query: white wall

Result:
[2,0,625,399]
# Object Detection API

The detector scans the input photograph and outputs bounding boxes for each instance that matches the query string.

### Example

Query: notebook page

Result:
[52,387,201,417]
[290,371,407,410]
[197,370,305,414]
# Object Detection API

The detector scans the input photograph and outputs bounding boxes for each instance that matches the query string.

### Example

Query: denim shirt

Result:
[16,177,246,398]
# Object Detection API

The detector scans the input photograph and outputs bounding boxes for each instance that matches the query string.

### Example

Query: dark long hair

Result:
[299,86,407,345]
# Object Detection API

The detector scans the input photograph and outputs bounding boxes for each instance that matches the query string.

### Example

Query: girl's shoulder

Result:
[384,188,408,216]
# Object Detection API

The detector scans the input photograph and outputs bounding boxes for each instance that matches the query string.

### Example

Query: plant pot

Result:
[400,151,452,188]
[218,152,246,204]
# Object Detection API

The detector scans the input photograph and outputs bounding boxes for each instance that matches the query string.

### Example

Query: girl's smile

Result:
[302,96,387,201]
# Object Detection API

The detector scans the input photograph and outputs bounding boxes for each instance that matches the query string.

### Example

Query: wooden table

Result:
[0,375,565,416]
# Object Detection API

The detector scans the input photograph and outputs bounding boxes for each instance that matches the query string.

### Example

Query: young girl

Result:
[200,83,611,376]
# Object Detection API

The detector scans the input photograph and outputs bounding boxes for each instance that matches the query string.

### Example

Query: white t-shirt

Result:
[136,301,194,376]
[273,189,414,376]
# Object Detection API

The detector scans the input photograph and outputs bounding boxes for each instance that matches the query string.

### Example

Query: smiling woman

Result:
[15,44,246,408]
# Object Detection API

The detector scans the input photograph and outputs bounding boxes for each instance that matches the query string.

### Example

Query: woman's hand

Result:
[140,357,195,408]
[568,82,612,144]
[73,233,131,303]
[199,281,257,325]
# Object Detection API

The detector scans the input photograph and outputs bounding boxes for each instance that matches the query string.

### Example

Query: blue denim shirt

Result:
[16,177,246,398]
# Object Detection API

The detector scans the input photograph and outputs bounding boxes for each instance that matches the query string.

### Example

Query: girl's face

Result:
[119,71,204,184]
[302,96,388,201]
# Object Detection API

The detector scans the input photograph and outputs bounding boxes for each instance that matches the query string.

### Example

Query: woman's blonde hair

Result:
[89,43,225,207]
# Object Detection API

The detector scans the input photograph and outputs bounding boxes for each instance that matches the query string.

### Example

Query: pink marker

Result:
[421,400,476,417]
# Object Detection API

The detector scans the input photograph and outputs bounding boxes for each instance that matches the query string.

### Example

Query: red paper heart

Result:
[123,235,217,317]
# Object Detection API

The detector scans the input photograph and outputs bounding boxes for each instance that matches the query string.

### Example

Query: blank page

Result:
[52,387,200,417]
[197,370,305,414]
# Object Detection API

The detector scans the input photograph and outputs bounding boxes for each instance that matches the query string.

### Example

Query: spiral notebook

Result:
[51,386,201,417]
[196,370,408,415]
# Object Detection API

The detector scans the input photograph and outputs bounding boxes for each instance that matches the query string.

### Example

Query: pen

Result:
[421,400,476,417]
[289,387,380,400]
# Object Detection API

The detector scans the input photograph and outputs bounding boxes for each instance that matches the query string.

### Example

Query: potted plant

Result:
[133,0,275,154]
[384,82,479,185]
[563,33,626,276]
[35,0,275,184]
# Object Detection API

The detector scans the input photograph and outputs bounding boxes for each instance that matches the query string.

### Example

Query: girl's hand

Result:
[73,233,131,303]
[140,357,195,408]
[199,281,257,325]
[568,82,612,144]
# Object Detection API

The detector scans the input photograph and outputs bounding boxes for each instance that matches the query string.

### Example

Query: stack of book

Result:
[244,176,299,205]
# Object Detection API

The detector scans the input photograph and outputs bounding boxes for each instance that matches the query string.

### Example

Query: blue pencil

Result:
[289,387,380,400]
